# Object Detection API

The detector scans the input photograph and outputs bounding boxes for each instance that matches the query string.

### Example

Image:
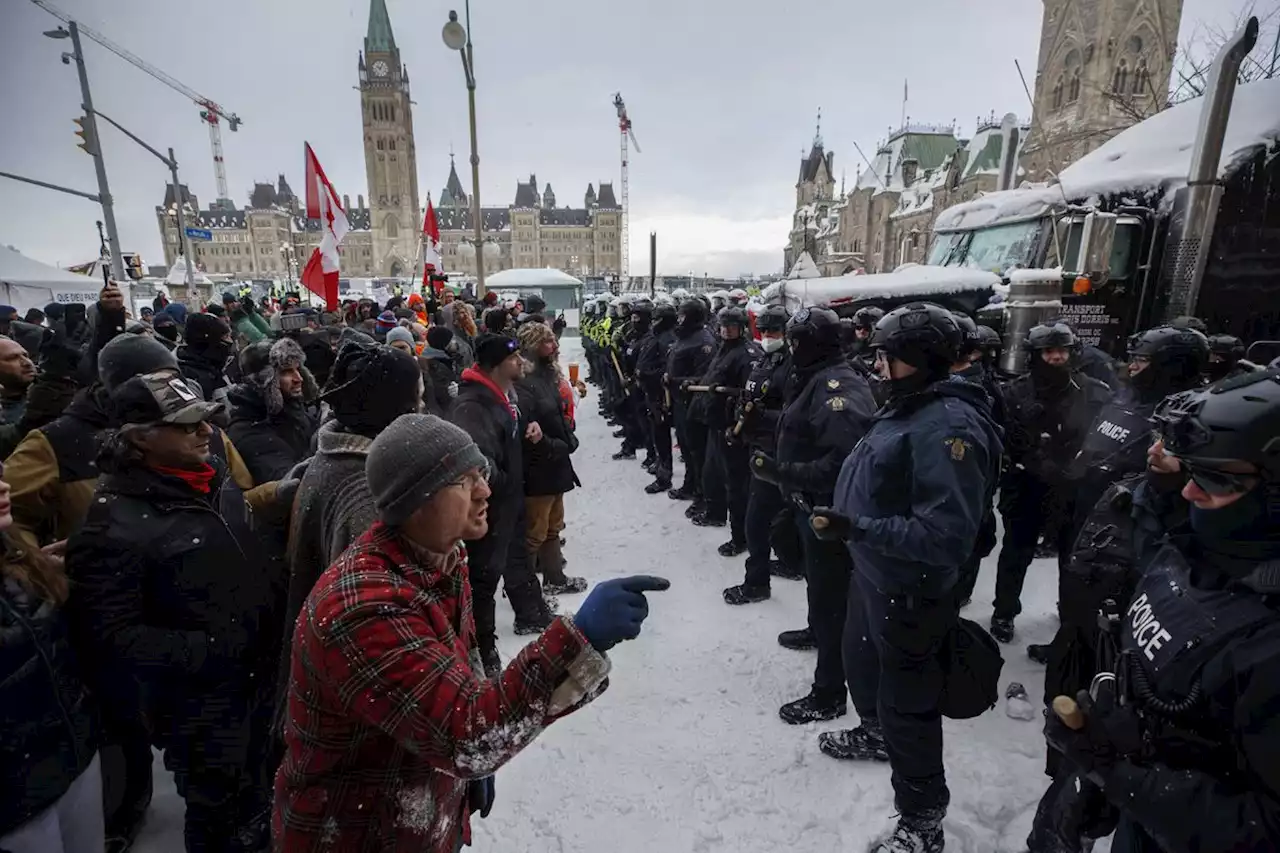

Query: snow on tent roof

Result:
[775,265,1002,311]
[166,257,214,286]
[485,268,583,288]
[0,245,98,288]
[786,251,822,279]
[1058,75,1280,201]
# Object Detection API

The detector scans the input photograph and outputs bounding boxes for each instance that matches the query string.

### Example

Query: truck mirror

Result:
[1078,212,1118,284]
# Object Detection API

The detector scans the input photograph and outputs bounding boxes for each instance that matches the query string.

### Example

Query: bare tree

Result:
[1171,1,1280,103]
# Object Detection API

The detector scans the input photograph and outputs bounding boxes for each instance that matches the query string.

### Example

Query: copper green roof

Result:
[964,133,1004,179]
[366,0,397,54]
[897,133,958,172]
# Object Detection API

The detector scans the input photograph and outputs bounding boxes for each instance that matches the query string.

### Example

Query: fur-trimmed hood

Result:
[237,337,319,415]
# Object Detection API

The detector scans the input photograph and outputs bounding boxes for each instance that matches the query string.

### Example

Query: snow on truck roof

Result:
[773,264,1002,311]
[935,76,1280,232]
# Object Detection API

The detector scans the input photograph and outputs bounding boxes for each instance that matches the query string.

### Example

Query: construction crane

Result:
[31,0,242,207]
[613,93,639,280]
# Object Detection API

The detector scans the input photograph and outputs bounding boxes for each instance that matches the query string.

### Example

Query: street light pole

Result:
[167,148,197,300]
[445,4,485,298]
[65,22,125,282]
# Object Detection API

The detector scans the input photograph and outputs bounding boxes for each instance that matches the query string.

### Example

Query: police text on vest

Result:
[1127,592,1173,661]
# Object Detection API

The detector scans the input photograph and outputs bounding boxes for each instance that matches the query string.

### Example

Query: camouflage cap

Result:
[111,368,224,426]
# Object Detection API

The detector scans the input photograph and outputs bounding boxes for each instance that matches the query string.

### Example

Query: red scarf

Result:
[150,463,216,494]
[461,366,518,423]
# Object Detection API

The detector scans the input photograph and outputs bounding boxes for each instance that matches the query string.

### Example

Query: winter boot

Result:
[644,471,673,494]
[509,579,555,635]
[723,584,770,605]
[990,616,1015,644]
[480,646,502,678]
[717,539,747,557]
[538,539,587,595]
[684,500,706,519]
[770,559,805,581]
[779,690,847,725]
[692,514,726,528]
[1027,643,1050,665]
[612,427,626,438]
[870,812,945,853]
[777,627,816,651]
[668,485,696,501]
[642,456,657,472]
[818,720,890,762]
[612,445,636,460]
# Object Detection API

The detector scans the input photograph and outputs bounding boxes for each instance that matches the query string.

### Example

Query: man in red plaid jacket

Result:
[274,414,668,852]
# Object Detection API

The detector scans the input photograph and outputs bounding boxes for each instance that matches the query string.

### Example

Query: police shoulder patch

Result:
[827,378,840,391]
[827,396,846,411]
[943,437,971,461]
[702,345,713,354]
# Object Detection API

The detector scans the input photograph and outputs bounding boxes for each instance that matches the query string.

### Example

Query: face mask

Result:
[1189,486,1273,563]
[761,337,785,353]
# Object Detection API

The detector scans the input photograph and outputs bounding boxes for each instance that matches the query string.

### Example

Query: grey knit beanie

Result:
[365,414,488,525]
[385,326,415,347]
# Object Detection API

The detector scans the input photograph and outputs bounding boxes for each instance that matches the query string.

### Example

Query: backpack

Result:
[940,616,1005,719]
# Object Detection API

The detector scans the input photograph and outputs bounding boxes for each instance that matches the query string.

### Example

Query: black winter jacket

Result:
[449,371,524,572]
[1002,370,1111,483]
[635,330,676,399]
[66,460,285,768]
[774,358,877,506]
[226,384,319,483]
[689,337,759,428]
[177,344,231,402]
[738,348,790,453]
[515,361,579,496]
[419,346,458,418]
[667,326,716,409]
[0,575,98,837]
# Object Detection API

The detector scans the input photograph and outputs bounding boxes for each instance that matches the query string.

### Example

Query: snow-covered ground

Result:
[135,336,1078,853]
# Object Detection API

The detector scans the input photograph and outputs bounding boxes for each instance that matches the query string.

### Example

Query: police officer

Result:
[637,303,679,494]
[809,303,1003,853]
[992,322,1111,643]
[619,299,656,466]
[749,307,876,723]
[1036,368,1280,853]
[666,299,716,514]
[850,305,884,360]
[723,304,791,605]
[974,323,1005,374]
[689,308,758,554]
[950,314,1005,607]
[1205,333,1245,382]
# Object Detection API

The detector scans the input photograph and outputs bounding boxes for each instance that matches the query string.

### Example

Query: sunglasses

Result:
[1183,462,1259,496]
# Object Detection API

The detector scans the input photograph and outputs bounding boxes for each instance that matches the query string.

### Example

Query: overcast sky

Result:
[0,0,1254,277]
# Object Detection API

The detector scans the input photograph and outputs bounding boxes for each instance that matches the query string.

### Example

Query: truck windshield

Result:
[928,220,1044,275]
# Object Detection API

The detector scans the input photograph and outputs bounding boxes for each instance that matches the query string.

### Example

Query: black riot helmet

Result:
[1208,334,1246,361]
[870,302,962,376]
[953,314,981,357]
[676,298,707,337]
[853,306,885,331]
[1155,368,1280,481]
[653,302,678,333]
[630,300,653,332]
[1127,326,1210,396]
[785,306,843,370]
[1025,321,1078,352]
[718,306,748,333]
[756,305,790,335]
[975,324,1004,361]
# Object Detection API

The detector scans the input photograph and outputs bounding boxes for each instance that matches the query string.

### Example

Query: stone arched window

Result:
[1132,58,1150,95]
[1068,69,1082,102]
[1113,59,1129,94]
[385,216,399,238]
[1063,48,1083,104]
[1052,76,1065,110]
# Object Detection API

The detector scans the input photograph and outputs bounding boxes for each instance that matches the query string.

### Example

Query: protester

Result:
[151,312,179,350]
[225,338,320,484]
[0,468,104,853]
[274,412,668,852]
[176,312,234,402]
[67,368,285,853]
[0,335,36,427]
[516,321,588,596]
[450,333,552,673]
[385,324,416,355]
[421,325,459,416]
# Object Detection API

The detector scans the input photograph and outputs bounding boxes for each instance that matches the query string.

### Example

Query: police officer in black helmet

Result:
[723,304,792,605]
[636,302,680,494]
[750,306,876,724]
[1035,368,1280,853]
[666,300,716,512]
[807,303,1002,853]
[992,321,1111,644]
[1205,333,1245,382]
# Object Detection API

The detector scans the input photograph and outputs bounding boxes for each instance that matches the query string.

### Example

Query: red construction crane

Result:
[32,0,242,207]
[613,93,640,279]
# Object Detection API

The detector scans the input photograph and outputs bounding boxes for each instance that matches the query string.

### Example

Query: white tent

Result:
[0,245,101,313]
[165,257,214,287]
[485,268,583,289]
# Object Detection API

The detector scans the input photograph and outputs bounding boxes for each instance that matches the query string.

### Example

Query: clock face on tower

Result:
[372,60,389,78]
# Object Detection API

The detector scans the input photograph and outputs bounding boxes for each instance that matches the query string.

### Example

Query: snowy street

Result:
[136,336,1075,853]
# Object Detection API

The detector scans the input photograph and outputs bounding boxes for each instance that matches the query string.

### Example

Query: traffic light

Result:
[122,253,144,281]
[73,114,97,156]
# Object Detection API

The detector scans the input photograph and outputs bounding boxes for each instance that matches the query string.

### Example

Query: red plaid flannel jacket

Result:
[272,522,609,852]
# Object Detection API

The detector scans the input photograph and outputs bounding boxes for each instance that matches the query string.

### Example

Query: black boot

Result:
[769,560,805,581]
[684,500,706,519]
[777,627,816,650]
[871,812,945,853]
[509,579,555,635]
[612,445,636,460]
[480,646,502,678]
[668,485,696,501]
[717,539,747,557]
[644,469,672,494]
[779,690,847,725]
[723,584,770,605]
[641,456,657,472]
[692,513,725,528]
[539,539,587,595]
[612,427,626,438]
[990,616,1015,644]
[818,720,890,762]
[1027,643,1050,665]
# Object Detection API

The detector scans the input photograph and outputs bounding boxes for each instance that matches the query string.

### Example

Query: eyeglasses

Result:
[158,420,209,435]
[1183,462,1259,496]
[446,463,491,491]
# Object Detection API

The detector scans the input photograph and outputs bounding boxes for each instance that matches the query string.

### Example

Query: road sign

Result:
[185,227,212,241]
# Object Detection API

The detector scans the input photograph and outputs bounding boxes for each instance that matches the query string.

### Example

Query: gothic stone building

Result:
[1020,0,1184,180]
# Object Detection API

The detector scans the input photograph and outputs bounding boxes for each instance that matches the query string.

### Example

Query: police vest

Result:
[1122,544,1276,701]
[1076,400,1155,476]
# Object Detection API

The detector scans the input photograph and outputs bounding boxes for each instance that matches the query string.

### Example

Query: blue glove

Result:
[574,575,671,652]
[468,776,495,819]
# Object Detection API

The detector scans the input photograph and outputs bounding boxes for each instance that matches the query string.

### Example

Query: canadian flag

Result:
[300,143,348,310]
[421,198,443,294]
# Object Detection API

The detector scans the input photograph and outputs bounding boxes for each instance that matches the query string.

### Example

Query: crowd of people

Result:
[2,274,1278,853]
[0,281,665,853]
[581,288,1280,853]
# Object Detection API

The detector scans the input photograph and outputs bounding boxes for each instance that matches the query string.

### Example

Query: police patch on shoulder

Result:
[702,345,713,354]
[827,397,846,411]
[827,379,840,390]
[943,437,971,461]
